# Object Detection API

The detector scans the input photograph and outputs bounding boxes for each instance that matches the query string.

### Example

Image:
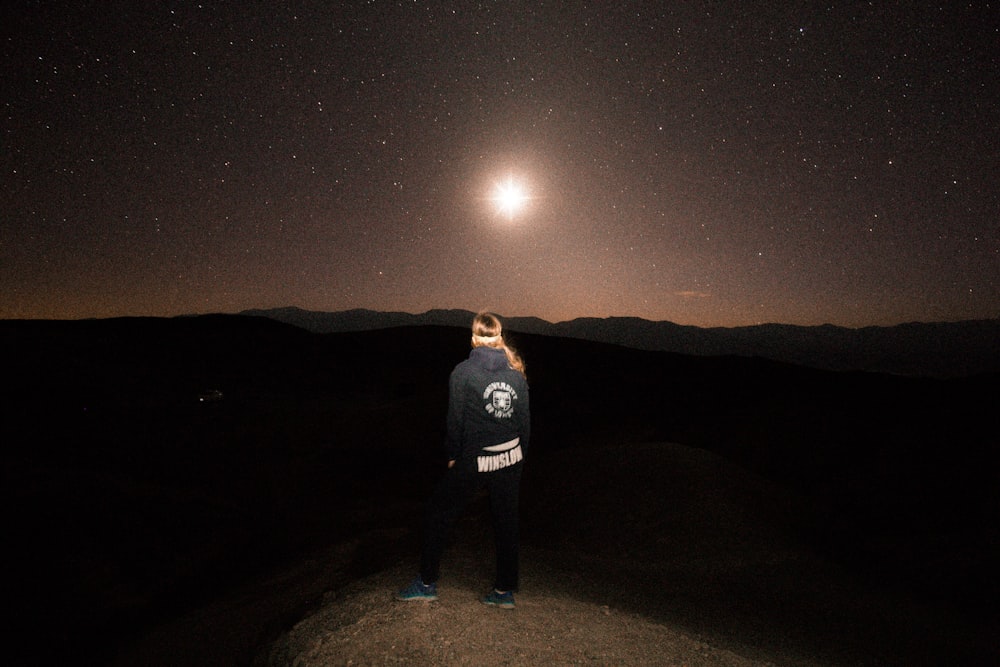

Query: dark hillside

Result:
[2,316,997,664]
[515,332,999,610]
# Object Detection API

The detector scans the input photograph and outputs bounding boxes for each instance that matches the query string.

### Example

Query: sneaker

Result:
[482,589,515,608]
[395,576,438,601]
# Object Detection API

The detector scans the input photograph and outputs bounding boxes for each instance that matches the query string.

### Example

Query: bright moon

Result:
[492,176,529,219]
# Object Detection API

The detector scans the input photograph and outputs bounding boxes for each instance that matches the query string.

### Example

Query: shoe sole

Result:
[482,599,515,609]
[396,595,438,601]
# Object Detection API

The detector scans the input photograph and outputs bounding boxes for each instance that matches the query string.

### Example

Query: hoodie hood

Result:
[469,346,509,371]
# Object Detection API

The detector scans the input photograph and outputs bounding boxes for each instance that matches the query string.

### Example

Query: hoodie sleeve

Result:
[518,381,530,452]
[444,366,465,461]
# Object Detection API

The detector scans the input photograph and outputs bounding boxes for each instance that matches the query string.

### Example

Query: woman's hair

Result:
[471,311,525,375]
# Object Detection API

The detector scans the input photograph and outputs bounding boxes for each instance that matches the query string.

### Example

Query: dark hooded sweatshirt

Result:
[445,346,530,469]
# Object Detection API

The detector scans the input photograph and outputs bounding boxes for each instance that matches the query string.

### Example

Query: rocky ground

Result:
[259,550,779,667]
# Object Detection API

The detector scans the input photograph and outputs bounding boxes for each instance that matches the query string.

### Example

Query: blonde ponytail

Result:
[471,312,525,376]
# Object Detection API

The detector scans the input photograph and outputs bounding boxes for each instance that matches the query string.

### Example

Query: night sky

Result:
[3,2,998,327]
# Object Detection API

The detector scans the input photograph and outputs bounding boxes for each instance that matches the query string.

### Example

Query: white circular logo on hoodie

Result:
[483,381,517,418]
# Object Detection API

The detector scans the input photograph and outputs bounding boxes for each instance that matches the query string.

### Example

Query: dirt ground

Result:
[112,531,786,667]
[257,549,781,667]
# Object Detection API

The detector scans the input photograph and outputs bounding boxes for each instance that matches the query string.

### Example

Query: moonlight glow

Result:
[492,176,529,220]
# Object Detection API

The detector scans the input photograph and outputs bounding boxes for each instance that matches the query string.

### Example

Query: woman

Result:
[396,312,530,608]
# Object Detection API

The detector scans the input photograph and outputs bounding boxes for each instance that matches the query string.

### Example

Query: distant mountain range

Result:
[240,307,1000,378]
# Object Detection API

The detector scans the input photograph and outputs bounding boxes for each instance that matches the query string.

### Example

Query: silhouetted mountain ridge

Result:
[241,307,1000,378]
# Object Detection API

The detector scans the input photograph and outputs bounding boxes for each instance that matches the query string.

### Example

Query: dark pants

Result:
[419,462,522,591]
